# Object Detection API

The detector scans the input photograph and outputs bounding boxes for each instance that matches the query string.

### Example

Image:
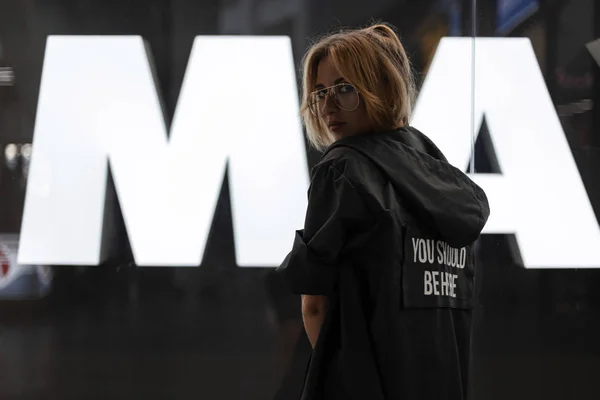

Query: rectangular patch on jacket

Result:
[401,226,474,309]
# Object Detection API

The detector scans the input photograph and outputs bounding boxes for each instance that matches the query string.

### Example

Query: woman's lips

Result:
[329,122,346,132]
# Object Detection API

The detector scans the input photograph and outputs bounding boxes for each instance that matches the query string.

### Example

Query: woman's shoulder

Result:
[314,145,365,173]
[311,146,384,190]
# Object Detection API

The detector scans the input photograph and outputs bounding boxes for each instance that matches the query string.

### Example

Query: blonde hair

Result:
[300,22,417,150]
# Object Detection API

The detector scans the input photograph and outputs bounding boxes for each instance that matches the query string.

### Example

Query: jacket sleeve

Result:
[276,162,374,295]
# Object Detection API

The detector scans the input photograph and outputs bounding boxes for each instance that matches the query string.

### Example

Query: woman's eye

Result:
[338,84,353,93]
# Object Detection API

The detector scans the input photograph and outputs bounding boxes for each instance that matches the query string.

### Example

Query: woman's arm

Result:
[301,294,328,348]
[276,163,375,295]
[276,162,374,346]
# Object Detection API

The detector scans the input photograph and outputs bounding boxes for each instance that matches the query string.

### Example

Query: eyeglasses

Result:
[308,83,360,117]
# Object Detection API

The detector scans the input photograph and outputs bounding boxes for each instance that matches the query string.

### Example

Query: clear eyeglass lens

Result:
[309,84,359,116]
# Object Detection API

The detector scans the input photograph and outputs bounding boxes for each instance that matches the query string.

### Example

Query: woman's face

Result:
[312,56,373,140]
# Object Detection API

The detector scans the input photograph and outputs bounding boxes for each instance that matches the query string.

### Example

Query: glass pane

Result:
[8,0,590,399]
[471,1,600,399]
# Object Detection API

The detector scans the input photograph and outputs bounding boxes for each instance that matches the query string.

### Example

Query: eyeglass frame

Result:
[308,82,361,117]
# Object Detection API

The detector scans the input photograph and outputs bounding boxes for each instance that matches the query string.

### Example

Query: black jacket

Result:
[277,127,490,400]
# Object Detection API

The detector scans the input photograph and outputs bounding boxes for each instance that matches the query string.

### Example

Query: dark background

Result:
[1,0,600,399]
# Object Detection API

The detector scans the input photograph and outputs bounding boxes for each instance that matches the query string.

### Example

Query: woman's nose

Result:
[321,93,338,115]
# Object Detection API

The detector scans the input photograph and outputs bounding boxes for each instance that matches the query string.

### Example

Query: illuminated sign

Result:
[18,36,310,267]
[18,36,600,269]
[412,37,600,268]
[0,66,15,86]
[496,0,539,35]
[587,38,600,66]
[0,234,52,300]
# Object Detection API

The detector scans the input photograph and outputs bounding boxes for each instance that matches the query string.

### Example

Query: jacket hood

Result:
[324,126,490,248]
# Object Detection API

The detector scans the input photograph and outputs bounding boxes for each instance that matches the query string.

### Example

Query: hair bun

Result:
[369,23,397,38]
[366,23,402,45]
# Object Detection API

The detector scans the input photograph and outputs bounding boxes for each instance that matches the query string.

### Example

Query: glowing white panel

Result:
[586,38,600,66]
[19,35,309,267]
[412,37,600,268]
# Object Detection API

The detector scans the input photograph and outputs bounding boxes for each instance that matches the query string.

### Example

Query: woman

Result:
[277,22,490,400]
